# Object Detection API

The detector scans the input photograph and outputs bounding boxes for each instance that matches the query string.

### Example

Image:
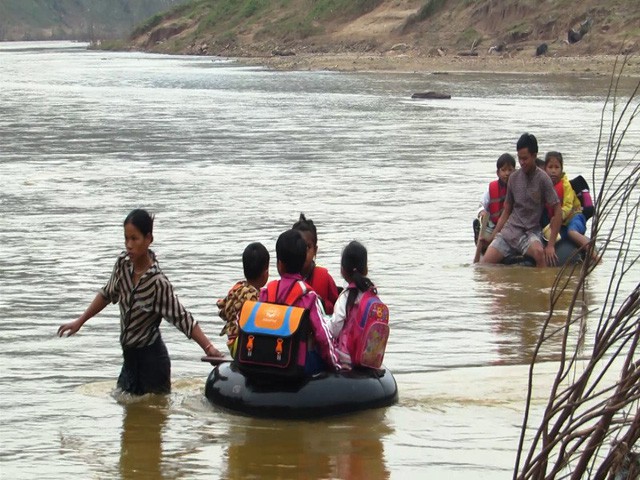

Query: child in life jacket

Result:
[473,153,516,263]
[292,213,340,314]
[543,151,599,261]
[328,240,376,367]
[259,229,341,374]
[217,242,269,356]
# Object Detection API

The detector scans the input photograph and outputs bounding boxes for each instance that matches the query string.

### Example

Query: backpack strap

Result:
[266,280,279,303]
[346,285,378,320]
[266,280,311,306]
[284,281,310,305]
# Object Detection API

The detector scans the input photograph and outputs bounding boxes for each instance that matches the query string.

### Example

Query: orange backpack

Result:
[235,280,310,379]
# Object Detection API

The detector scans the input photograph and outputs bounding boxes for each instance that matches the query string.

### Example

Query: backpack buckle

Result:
[247,335,254,357]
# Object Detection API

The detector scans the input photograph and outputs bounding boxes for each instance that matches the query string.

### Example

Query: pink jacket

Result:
[259,273,340,371]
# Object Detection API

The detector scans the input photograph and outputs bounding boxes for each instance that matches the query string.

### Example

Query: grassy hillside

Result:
[122,0,640,58]
[0,0,183,41]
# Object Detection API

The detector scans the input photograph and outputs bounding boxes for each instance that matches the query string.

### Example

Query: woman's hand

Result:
[204,343,224,357]
[57,319,83,337]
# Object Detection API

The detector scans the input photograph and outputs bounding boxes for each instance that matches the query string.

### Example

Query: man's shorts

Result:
[490,231,543,258]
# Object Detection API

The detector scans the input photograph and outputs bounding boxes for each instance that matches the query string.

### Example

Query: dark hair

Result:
[242,242,270,281]
[544,151,564,169]
[516,133,538,155]
[124,209,154,236]
[341,241,374,315]
[275,229,307,274]
[496,153,516,169]
[292,212,317,246]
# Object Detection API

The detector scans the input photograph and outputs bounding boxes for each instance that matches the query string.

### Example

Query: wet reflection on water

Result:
[474,266,592,364]
[223,410,392,479]
[120,398,168,480]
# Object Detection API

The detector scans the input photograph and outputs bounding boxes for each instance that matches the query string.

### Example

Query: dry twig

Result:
[514,56,640,480]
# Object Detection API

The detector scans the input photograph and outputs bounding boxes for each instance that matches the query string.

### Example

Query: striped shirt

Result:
[100,251,196,348]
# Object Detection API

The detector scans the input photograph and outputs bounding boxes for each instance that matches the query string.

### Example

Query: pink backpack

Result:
[337,287,390,368]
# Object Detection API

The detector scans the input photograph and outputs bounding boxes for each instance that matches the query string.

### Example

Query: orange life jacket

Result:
[488,180,507,224]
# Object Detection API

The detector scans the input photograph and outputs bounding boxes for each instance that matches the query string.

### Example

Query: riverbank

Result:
[233,50,640,77]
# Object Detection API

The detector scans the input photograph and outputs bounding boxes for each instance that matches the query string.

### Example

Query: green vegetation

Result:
[256,16,324,41]
[192,0,272,36]
[93,39,130,51]
[402,0,448,31]
[4,0,637,59]
[130,3,194,38]
[190,0,379,40]
[307,0,382,21]
[457,27,482,48]
[506,21,533,42]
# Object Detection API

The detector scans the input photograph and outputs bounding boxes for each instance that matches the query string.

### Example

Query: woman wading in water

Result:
[58,209,223,395]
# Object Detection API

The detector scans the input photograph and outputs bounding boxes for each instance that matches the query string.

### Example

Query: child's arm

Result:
[562,176,581,221]
[324,271,340,314]
[155,277,224,356]
[478,189,490,216]
[327,290,348,337]
[489,200,512,242]
[191,323,223,357]
[308,295,341,371]
[473,239,484,263]
[57,293,109,337]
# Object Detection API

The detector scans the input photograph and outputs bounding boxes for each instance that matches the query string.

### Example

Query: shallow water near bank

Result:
[0,41,638,479]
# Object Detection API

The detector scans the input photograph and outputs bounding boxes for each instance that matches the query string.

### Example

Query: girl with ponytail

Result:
[329,240,374,339]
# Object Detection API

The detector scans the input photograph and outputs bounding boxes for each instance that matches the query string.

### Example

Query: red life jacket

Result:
[488,180,507,224]
[306,266,338,314]
[546,179,564,220]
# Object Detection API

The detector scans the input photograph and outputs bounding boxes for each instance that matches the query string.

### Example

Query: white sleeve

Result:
[328,290,349,337]
[478,188,490,215]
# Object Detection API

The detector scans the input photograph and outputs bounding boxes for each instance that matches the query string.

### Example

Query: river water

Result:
[0,41,638,479]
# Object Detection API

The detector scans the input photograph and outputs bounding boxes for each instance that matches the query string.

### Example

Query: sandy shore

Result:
[233,50,640,77]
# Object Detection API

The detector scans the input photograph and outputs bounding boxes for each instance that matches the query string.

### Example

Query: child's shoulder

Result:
[312,264,336,281]
[230,280,259,299]
[217,280,259,320]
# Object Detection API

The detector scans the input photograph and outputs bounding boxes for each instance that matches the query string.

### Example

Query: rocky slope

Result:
[126,0,639,61]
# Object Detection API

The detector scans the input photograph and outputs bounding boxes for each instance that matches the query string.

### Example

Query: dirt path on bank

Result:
[235,51,640,77]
